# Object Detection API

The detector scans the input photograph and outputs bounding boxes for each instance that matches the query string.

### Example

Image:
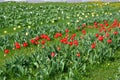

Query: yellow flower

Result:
[41,22,43,25]
[62,11,64,14]
[76,20,79,22]
[96,14,99,16]
[18,26,21,28]
[67,22,70,25]
[109,13,112,15]
[26,32,29,36]
[52,20,54,23]
[85,15,88,18]
[28,26,31,29]
[77,14,79,17]
[105,12,107,15]
[67,16,70,19]
[58,17,61,19]
[82,13,84,15]
[13,28,16,30]
[4,31,7,34]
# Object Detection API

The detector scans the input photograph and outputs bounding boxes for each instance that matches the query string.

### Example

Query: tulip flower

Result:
[76,53,80,57]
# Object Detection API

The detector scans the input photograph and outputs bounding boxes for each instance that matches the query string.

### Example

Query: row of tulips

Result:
[2,19,120,55]
[0,16,119,44]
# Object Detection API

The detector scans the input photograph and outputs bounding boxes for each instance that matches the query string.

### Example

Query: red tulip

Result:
[46,37,50,41]
[106,32,109,37]
[57,47,60,51]
[78,26,80,30]
[82,30,86,35]
[82,23,86,28]
[23,42,28,47]
[98,36,104,41]
[60,38,68,44]
[113,19,119,26]
[4,49,10,54]
[95,33,99,38]
[76,53,80,57]
[51,52,55,57]
[91,43,96,49]
[107,39,112,44]
[15,42,21,49]
[16,45,21,49]
[105,23,109,27]
[94,22,98,28]
[54,33,62,38]
[35,41,39,45]
[99,24,104,28]
[70,33,76,40]
[35,36,40,41]
[107,28,111,32]
[41,40,45,45]
[68,42,73,46]
[94,22,98,25]
[65,29,69,33]
[15,42,20,46]
[113,31,118,35]
[30,39,35,44]
[119,23,120,27]
[73,40,78,46]
[40,34,48,39]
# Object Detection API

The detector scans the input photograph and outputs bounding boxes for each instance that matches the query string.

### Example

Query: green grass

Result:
[84,50,120,80]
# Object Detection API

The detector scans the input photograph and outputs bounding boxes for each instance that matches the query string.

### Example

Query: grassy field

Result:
[0,2,120,80]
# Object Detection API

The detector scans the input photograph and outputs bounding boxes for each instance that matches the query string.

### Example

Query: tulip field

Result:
[0,2,120,80]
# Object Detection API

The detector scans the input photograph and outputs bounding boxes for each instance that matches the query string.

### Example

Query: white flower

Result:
[105,13,107,15]
[52,20,54,23]
[43,10,45,13]
[41,22,43,25]
[76,20,79,22]
[96,14,99,16]
[85,15,88,18]
[28,26,31,28]
[77,14,79,17]
[79,17,83,20]
[67,16,70,19]
[62,11,63,14]
[4,31,7,33]
[13,28,16,30]
[109,13,112,15]
[58,17,61,19]
[67,22,70,25]
[30,12,32,14]
[18,26,21,28]
[92,15,94,17]
[26,32,29,36]
[82,13,84,15]
[4,54,6,57]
